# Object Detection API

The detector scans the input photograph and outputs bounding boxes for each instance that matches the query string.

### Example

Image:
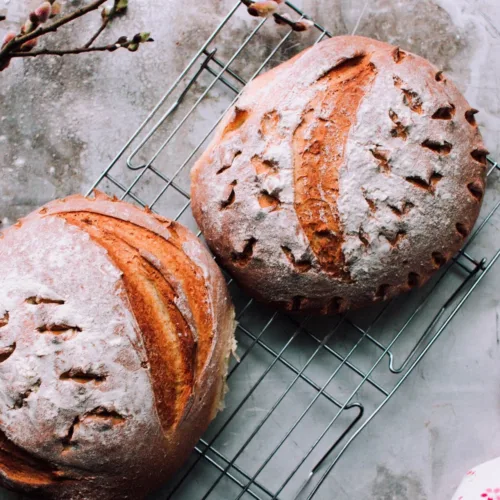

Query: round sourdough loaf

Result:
[191,35,488,314]
[0,192,235,499]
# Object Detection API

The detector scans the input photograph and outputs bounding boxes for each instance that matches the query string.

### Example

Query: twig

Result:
[84,17,109,48]
[0,0,107,61]
[10,38,152,58]
[274,13,296,28]
[240,0,315,32]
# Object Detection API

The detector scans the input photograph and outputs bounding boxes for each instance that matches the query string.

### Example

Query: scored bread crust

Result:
[0,192,235,499]
[191,35,488,313]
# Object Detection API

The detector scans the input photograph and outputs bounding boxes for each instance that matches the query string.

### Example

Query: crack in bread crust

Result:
[293,55,377,278]
[58,212,213,431]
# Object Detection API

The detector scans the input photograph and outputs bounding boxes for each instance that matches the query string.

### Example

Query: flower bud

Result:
[34,2,52,23]
[1,32,16,49]
[247,1,279,17]
[101,6,111,20]
[115,0,128,14]
[127,42,139,52]
[274,12,292,25]
[292,19,315,32]
[20,38,38,51]
[131,32,152,44]
[50,2,61,17]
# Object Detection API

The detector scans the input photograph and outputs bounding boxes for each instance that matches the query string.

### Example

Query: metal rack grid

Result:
[87,2,500,498]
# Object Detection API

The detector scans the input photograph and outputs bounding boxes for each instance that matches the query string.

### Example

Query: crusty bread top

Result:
[0,192,235,497]
[191,35,487,313]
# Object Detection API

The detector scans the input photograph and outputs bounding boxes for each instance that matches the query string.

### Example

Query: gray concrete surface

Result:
[0,1,500,499]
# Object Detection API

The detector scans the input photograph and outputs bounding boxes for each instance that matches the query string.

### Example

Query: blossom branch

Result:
[240,0,315,31]
[0,0,152,71]
[10,35,153,58]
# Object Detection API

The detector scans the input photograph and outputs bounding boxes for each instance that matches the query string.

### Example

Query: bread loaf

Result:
[191,35,488,314]
[0,192,236,499]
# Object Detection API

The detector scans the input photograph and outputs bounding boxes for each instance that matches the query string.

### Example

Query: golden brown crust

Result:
[191,35,487,313]
[293,54,377,277]
[0,193,236,498]
[58,212,208,430]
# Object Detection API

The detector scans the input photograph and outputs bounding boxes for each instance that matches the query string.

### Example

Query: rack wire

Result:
[87,2,500,498]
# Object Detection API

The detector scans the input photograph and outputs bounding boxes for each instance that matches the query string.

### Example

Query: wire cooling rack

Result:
[87,2,500,498]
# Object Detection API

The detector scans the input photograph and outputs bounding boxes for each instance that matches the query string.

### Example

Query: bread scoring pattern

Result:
[0,193,235,498]
[191,35,487,313]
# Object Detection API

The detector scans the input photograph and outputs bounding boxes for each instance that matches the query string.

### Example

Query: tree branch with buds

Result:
[240,0,315,32]
[0,0,152,71]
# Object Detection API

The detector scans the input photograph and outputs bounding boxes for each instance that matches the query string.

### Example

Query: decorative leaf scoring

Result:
[37,324,82,334]
[62,408,125,451]
[392,47,407,63]
[408,272,420,288]
[258,190,281,211]
[375,284,391,300]
[13,380,40,409]
[370,147,390,173]
[231,238,257,266]
[465,109,478,126]
[0,343,15,363]
[467,181,484,201]
[387,201,414,217]
[358,228,369,247]
[26,296,65,305]
[456,222,469,238]
[223,107,249,137]
[380,229,406,247]
[470,148,489,165]
[216,151,241,175]
[431,104,455,120]
[281,246,312,272]
[421,139,452,155]
[60,370,106,384]
[435,71,445,82]
[393,76,423,113]
[432,252,446,268]
[0,312,8,328]
[220,181,237,209]
[389,109,408,140]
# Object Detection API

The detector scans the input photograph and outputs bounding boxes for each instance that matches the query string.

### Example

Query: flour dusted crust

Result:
[191,35,488,313]
[0,192,235,499]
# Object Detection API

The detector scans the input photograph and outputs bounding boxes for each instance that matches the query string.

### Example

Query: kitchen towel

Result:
[451,457,500,499]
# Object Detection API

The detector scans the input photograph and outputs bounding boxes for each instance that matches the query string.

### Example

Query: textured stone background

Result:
[0,1,500,499]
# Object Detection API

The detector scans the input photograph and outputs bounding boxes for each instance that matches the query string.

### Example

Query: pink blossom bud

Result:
[20,38,38,52]
[22,15,39,34]
[101,6,111,20]
[274,12,292,25]
[292,19,315,32]
[49,2,61,17]
[35,2,52,23]
[1,32,16,49]
[247,1,279,17]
